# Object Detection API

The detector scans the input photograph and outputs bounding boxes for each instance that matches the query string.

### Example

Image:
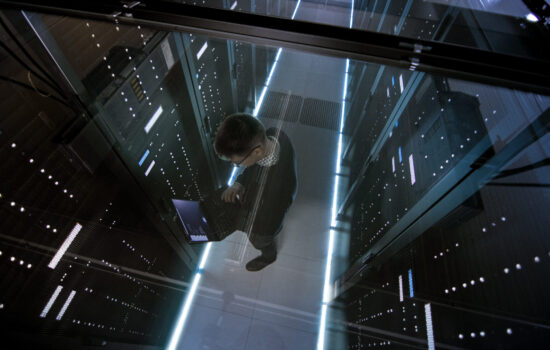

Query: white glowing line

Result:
[425,303,435,350]
[318,58,349,350]
[392,156,395,173]
[291,0,302,19]
[409,154,416,185]
[253,87,268,117]
[167,273,202,350]
[144,106,163,133]
[399,74,404,93]
[387,87,390,97]
[230,1,237,10]
[316,304,328,350]
[145,160,155,176]
[196,42,208,60]
[56,290,76,320]
[228,167,238,186]
[48,223,82,269]
[399,275,404,302]
[199,243,212,269]
[40,285,63,318]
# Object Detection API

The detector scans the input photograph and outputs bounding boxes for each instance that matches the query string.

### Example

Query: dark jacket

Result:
[236,128,297,235]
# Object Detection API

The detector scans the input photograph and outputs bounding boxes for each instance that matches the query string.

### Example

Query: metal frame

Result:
[0,0,549,96]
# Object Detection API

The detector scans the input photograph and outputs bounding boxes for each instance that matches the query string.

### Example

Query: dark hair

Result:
[214,113,266,158]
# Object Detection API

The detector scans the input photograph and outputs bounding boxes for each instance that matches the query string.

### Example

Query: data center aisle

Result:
[175,49,346,349]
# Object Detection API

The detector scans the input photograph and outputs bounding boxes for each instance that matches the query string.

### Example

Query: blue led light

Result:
[408,269,414,298]
[398,146,403,163]
[392,76,395,86]
[138,149,150,166]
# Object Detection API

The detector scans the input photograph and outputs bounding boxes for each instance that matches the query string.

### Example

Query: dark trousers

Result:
[247,208,287,258]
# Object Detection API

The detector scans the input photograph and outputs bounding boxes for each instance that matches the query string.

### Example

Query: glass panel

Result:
[164,0,550,60]
[1,4,549,350]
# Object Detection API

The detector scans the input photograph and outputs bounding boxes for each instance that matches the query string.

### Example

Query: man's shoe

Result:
[245,255,276,272]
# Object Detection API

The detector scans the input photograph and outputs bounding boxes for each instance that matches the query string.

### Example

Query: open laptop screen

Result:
[172,199,210,242]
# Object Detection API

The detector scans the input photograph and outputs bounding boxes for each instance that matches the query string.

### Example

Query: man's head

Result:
[214,113,267,167]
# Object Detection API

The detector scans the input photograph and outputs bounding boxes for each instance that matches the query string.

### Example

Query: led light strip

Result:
[408,268,414,297]
[144,106,163,133]
[56,290,76,320]
[145,160,156,176]
[425,303,435,350]
[399,274,404,302]
[168,3,303,348]
[139,149,150,166]
[40,285,63,318]
[197,42,208,60]
[317,3,354,348]
[409,154,416,185]
[48,223,82,269]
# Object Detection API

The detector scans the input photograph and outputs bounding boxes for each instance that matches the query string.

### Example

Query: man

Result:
[214,113,297,271]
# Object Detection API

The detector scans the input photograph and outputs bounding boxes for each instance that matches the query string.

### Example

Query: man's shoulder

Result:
[266,128,291,144]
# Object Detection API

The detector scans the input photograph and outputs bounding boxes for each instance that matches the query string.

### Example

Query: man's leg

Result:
[246,233,277,271]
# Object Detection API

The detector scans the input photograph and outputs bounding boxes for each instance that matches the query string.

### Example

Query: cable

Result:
[0,15,66,94]
[0,40,67,100]
[0,75,72,108]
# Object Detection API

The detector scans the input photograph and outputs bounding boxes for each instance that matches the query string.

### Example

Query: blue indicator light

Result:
[139,149,150,166]
[398,147,403,163]
[392,76,395,86]
[408,269,414,298]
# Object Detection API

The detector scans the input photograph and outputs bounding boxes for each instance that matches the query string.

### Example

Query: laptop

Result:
[172,193,241,243]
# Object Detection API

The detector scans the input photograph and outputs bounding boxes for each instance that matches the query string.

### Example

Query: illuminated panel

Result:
[398,274,404,302]
[48,223,82,269]
[392,156,395,173]
[399,74,404,93]
[139,149,150,166]
[145,160,155,177]
[408,268,414,297]
[398,146,403,163]
[409,154,416,185]
[196,42,208,60]
[230,1,237,10]
[56,290,76,320]
[425,303,435,350]
[40,285,63,318]
[144,106,163,133]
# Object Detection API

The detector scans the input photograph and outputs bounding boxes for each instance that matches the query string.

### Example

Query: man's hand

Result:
[221,183,244,203]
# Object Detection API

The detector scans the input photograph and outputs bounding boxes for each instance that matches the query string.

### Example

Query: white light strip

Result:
[392,156,395,173]
[144,106,163,133]
[196,42,208,60]
[317,57,349,350]
[167,273,202,350]
[291,0,302,19]
[409,154,416,185]
[56,290,76,320]
[145,160,155,176]
[253,48,282,117]
[425,303,435,350]
[48,223,82,269]
[199,243,212,269]
[228,167,239,186]
[316,304,328,350]
[230,1,237,10]
[399,275,404,302]
[40,285,63,318]
[399,74,404,93]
